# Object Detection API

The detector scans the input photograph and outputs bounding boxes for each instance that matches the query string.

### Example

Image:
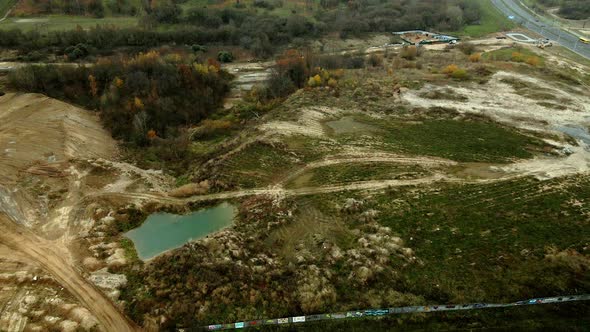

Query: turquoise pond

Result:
[125,202,236,260]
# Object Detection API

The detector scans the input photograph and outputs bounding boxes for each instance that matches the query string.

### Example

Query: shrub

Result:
[64,43,90,60]
[23,51,44,62]
[458,42,476,55]
[191,44,207,53]
[217,51,234,63]
[344,56,365,69]
[308,74,322,87]
[526,56,540,67]
[400,46,418,60]
[276,49,308,88]
[367,54,383,67]
[252,0,274,9]
[330,69,344,79]
[468,53,482,63]
[259,70,296,100]
[441,64,468,80]
[442,64,459,75]
[327,78,338,88]
[451,68,469,80]
[511,52,525,62]
[316,54,344,69]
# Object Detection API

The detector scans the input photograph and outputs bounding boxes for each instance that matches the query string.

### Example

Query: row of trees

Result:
[150,0,481,37]
[255,49,365,101]
[2,1,482,58]
[536,0,590,20]
[13,0,138,17]
[8,52,231,144]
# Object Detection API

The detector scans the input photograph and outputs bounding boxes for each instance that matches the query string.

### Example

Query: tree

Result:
[276,49,307,88]
[446,6,464,31]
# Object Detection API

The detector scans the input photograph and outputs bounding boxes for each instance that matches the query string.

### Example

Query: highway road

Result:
[491,0,590,59]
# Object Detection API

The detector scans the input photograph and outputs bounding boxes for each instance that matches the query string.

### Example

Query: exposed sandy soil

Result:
[0,93,117,183]
[0,215,137,332]
[401,71,590,179]
[260,106,345,138]
[0,93,139,331]
[403,71,590,130]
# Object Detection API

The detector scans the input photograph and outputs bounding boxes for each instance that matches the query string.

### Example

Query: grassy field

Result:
[456,0,516,37]
[483,46,544,63]
[333,116,547,163]
[376,175,590,302]
[0,15,138,31]
[212,136,328,188]
[0,0,16,18]
[300,173,590,304]
[286,163,430,189]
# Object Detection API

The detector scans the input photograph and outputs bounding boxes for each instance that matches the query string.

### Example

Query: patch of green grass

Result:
[370,175,590,303]
[351,116,546,163]
[120,237,140,263]
[286,162,430,189]
[483,47,545,65]
[216,136,329,188]
[217,141,301,188]
[455,0,516,37]
[0,0,16,18]
[0,15,138,31]
[190,134,231,159]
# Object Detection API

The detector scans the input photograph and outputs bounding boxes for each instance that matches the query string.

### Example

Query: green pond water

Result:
[325,116,377,134]
[125,202,236,260]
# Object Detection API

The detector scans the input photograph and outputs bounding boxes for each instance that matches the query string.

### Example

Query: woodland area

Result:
[1,0,482,58]
[8,52,231,143]
[533,0,590,20]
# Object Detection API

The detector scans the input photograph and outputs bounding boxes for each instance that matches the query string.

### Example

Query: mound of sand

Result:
[0,93,117,183]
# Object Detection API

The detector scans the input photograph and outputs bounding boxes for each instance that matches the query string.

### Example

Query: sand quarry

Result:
[0,38,589,331]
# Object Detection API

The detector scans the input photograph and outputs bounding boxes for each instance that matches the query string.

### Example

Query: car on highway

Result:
[580,37,590,44]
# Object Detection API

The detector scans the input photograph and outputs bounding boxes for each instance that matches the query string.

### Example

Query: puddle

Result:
[325,116,377,134]
[125,202,236,260]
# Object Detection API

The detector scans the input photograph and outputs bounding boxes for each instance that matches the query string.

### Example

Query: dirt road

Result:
[93,173,504,207]
[0,214,139,332]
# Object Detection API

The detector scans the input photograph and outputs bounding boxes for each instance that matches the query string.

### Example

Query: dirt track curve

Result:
[0,215,140,332]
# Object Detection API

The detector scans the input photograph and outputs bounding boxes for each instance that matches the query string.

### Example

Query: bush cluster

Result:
[442,64,469,80]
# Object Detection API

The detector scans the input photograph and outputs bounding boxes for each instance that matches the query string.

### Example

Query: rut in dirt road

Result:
[0,215,140,332]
